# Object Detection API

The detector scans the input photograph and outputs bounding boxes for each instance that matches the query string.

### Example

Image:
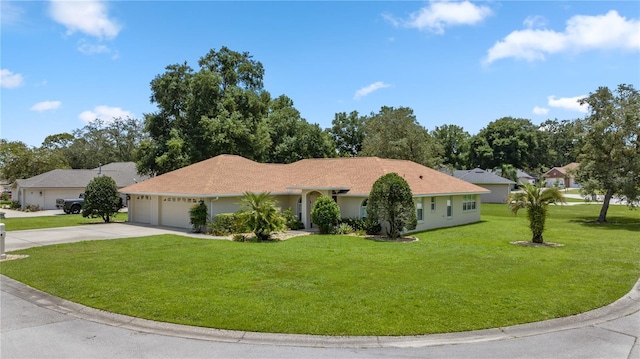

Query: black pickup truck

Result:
[56,194,84,214]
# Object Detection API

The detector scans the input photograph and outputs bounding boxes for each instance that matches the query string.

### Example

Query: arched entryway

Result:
[306,191,322,229]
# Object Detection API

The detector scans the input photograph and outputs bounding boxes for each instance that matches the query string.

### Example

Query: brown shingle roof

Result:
[120,155,489,197]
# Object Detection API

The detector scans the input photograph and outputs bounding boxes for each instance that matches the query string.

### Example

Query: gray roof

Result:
[14,162,147,189]
[453,168,515,185]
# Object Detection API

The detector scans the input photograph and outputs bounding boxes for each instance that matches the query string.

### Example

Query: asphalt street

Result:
[1,222,638,359]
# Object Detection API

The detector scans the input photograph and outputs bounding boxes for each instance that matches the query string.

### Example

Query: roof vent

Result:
[419,175,423,180]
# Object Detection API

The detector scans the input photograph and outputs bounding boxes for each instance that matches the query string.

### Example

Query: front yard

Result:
[1,204,638,336]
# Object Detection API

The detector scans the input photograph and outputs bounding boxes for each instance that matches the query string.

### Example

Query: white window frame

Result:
[447,197,453,218]
[416,200,423,222]
[462,194,477,211]
[430,197,436,211]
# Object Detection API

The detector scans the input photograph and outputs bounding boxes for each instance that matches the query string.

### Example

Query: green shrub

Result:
[364,218,382,235]
[339,218,366,231]
[82,176,122,223]
[283,208,304,230]
[239,192,286,241]
[10,200,20,209]
[189,202,208,233]
[232,234,248,242]
[25,204,41,212]
[335,223,353,235]
[208,213,239,236]
[311,196,340,234]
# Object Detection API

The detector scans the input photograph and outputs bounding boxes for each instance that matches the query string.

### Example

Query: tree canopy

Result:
[82,175,122,223]
[360,106,442,168]
[137,47,335,175]
[575,84,640,222]
[328,111,366,157]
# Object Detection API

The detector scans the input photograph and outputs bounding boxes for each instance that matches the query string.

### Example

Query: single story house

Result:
[12,162,146,210]
[120,155,490,232]
[544,162,580,188]
[516,169,536,186]
[451,168,515,203]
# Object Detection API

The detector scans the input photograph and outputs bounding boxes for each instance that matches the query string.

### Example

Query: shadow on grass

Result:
[568,216,640,232]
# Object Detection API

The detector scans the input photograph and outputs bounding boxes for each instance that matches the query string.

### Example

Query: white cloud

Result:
[1,2,25,26]
[354,82,391,100]
[485,10,640,64]
[0,69,24,88]
[523,15,547,29]
[79,105,133,123]
[78,42,111,55]
[533,106,549,115]
[49,0,121,40]
[31,100,61,112]
[547,95,588,113]
[387,1,492,34]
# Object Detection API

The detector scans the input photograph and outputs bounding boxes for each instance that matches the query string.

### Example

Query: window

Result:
[416,200,423,221]
[360,199,368,218]
[430,197,436,211]
[297,198,302,220]
[463,195,477,211]
[447,197,453,217]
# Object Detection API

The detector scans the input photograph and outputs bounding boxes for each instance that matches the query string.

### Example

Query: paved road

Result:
[1,223,639,358]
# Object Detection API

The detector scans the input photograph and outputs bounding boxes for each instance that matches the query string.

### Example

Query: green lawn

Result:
[0,212,126,231]
[1,204,638,336]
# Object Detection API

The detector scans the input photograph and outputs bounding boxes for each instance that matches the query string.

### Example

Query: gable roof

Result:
[545,162,579,176]
[452,168,515,185]
[121,155,489,197]
[14,162,146,189]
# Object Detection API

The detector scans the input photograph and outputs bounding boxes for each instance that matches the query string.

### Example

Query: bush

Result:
[339,218,366,231]
[25,204,41,212]
[335,223,354,235]
[208,213,244,236]
[283,208,304,230]
[232,234,249,242]
[311,196,340,234]
[189,202,208,233]
[364,218,382,235]
[240,192,286,241]
[10,200,20,209]
[367,173,416,238]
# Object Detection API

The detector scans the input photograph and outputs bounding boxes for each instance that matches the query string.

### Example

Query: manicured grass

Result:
[0,213,127,231]
[1,204,639,336]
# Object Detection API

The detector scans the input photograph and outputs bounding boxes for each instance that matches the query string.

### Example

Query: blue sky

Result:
[1,1,639,148]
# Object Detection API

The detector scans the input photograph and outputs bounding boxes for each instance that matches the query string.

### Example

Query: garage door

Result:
[131,195,152,224]
[160,196,195,229]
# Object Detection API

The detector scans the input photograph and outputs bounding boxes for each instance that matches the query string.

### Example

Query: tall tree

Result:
[469,117,544,171]
[360,106,443,167]
[0,140,69,182]
[575,84,640,223]
[82,175,123,223]
[539,118,582,168]
[431,124,471,169]
[138,47,334,175]
[264,95,335,163]
[328,111,365,157]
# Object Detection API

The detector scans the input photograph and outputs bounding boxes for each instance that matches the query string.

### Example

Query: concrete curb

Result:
[2,274,638,348]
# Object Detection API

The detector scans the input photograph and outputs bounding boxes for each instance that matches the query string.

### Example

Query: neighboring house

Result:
[451,168,515,203]
[516,169,536,186]
[11,162,146,210]
[544,162,580,189]
[120,155,490,232]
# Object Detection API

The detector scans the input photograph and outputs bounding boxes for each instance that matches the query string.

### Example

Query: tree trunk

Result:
[597,188,615,223]
[532,233,544,244]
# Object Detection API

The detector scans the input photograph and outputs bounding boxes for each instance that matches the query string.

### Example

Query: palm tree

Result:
[508,183,565,244]
[240,192,285,241]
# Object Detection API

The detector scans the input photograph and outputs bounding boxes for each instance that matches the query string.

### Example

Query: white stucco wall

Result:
[18,187,85,210]
[126,193,482,233]
[477,184,510,203]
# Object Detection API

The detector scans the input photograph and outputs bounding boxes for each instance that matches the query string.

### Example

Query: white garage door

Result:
[160,196,196,229]
[131,195,152,224]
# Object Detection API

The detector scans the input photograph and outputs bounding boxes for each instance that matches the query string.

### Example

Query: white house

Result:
[12,162,146,210]
[452,168,515,203]
[120,155,490,232]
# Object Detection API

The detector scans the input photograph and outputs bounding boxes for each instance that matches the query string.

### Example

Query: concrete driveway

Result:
[1,223,639,358]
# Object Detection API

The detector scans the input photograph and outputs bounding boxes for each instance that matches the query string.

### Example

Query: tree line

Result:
[2,48,638,221]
